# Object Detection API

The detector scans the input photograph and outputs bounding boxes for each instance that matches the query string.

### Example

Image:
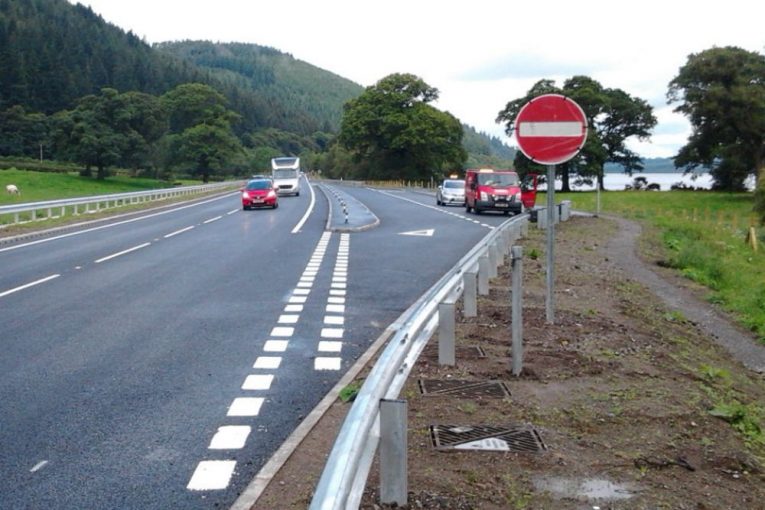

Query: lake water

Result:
[538,172,718,191]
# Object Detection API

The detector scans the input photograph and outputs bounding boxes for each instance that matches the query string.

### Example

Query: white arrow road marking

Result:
[399,229,434,237]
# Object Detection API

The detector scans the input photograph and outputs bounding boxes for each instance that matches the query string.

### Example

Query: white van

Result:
[271,157,301,196]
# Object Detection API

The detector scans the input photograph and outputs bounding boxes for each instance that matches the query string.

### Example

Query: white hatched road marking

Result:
[242,374,273,390]
[187,230,345,491]
[253,357,282,369]
[187,461,236,490]
[315,357,342,370]
[209,426,251,449]
[263,340,289,352]
[227,398,264,417]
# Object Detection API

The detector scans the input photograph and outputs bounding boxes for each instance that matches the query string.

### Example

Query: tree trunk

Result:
[561,164,571,192]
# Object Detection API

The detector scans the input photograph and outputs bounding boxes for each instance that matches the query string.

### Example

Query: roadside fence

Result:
[0,181,240,228]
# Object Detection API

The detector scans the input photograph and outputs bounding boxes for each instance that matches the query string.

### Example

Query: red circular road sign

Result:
[514,94,588,165]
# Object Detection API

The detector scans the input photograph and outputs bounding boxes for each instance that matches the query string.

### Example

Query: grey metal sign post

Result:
[545,165,556,323]
[514,94,589,326]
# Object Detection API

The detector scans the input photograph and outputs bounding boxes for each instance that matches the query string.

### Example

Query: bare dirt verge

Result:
[255,215,765,509]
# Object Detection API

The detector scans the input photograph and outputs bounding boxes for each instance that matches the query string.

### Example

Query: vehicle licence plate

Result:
[253,199,264,204]
[495,202,508,207]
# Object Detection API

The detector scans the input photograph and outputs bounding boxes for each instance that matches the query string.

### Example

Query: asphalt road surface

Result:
[0,180,515,509]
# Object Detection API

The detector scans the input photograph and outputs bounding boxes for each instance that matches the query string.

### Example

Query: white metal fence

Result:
[0,182,239,228]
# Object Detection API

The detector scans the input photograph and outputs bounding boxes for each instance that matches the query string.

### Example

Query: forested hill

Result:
[0,0,361,135]
[155,41,364,133]
[0,0,205,113]
[0,0,517,169]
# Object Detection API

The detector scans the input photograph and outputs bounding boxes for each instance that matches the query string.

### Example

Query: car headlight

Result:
[267,190,276,198]
[242,191,250,199]
[515,191,522,201]
[480,191,489,201]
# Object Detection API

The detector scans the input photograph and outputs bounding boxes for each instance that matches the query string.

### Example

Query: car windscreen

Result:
[273,169,297,179]
[246,180,272,190]
[477,173,518,187]
[443,180,464,189]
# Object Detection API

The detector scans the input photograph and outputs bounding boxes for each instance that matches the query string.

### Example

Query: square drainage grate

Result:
[421,345,486,360]
[418,379,510,398]
[430,424,546,452]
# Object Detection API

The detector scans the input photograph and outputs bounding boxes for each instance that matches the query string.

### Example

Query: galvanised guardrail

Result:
[310,214,529,510]
[0,181,240,227]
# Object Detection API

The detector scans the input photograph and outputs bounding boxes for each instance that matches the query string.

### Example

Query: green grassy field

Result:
[546,190,765,343]
[0,168,195,204]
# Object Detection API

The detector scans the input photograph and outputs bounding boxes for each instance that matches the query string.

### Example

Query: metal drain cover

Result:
[421,345,486,359]
[418,379,510,398]
[430,424,546,452]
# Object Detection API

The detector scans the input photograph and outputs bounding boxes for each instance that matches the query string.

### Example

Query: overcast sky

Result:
[75,0,764,159]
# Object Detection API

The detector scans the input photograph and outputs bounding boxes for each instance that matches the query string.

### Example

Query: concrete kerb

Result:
[317,183,380,233]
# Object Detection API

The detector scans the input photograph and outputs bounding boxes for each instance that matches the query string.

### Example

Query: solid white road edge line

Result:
[291,177,316,234]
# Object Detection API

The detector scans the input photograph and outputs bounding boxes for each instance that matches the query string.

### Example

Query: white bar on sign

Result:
[518,121,582,137]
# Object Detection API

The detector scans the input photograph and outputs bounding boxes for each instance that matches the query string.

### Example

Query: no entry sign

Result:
[514,94,588,165]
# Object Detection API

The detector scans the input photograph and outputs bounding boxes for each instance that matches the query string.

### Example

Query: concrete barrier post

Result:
[511,246,524,376]
[488,244,498,278]
[380,399,408,506]
[538,207,547,229]
[438,301,456,366]
[478,255,490,295]
[494,238,505,267]
[463,269,478,317]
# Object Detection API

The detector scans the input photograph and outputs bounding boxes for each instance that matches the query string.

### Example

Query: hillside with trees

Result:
[154,41,364,133]
[0,0,551,182]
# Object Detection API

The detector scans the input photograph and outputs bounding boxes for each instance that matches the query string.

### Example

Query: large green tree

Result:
[338,73,466,180]
[0,105,49,158]
[160,83,243,182]
[51,88,168,178]
[497,77,656,191]
[667,46,765,220]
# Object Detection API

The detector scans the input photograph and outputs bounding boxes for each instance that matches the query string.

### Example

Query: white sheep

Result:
[5,184,20,195]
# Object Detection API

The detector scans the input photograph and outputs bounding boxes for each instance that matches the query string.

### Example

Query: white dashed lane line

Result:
[29,460,48,473]
[0,274,60,299]
[94,242,151,264]
[164,226,195,238]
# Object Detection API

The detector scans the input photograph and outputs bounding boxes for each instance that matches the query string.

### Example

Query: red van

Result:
[464,169,536,215]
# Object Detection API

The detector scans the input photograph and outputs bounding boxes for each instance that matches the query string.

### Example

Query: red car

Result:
[242,178,279,210]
